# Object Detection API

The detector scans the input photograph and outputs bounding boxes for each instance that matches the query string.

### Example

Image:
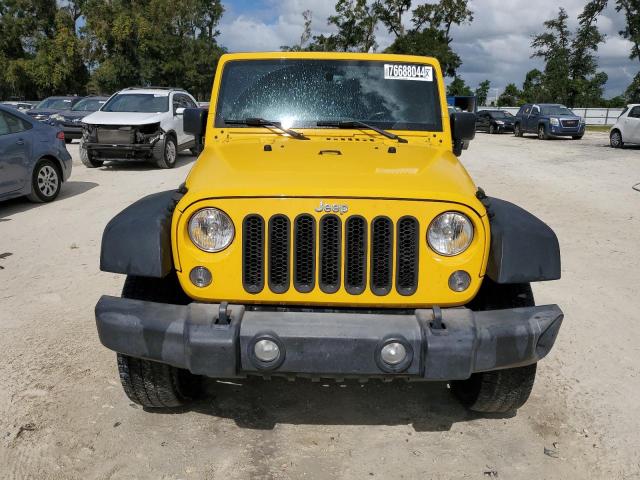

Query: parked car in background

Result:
[25,96,82,123]
[49,96,109,143]
[1,101,36,111]
[475,110,515,134]
[610,104,640,148]
[0,104,72,203]
[514,104,585,140]
[80,87,199,169]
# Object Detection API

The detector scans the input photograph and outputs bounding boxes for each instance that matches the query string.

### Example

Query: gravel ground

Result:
[0,132,639,479]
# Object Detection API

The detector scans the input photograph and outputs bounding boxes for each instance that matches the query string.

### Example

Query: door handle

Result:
[16,139,24,145]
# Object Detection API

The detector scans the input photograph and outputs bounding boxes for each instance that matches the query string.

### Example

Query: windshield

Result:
[35,98,74,110]
[215,59,442,131]
[102,93,168,113]
[72,98,106,112]
[541,105,574,116]
[490,111,513,119]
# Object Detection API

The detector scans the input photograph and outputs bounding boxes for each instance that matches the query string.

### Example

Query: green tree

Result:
[531,4,608,107]
[446,76,472,96]
[381,0,470,76]
[29,8,89,95]
[386,28,461,76]
[497,83,521,106]
[616,0,640,63]
[281,10,313,51]
[531,8,572,105]
[412,0,473,44]
[626,71,640,102]
[327,0,378,52]
[475,79,490,106]
[0,0,57,98]
[521,68,545,103]
[82,0,225,97]
[373,0,411,38]
[569,0,608,105]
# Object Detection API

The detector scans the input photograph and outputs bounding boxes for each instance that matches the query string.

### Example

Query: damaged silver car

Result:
[80,87,200,169]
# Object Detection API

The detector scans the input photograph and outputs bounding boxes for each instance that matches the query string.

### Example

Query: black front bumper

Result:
[95,296,563,380]
[85,142,155,160]
[497,124,515,132]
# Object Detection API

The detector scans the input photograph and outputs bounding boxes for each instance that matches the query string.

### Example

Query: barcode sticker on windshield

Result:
[384,64,432,82]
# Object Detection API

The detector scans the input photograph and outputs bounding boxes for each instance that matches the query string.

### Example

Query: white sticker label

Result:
[384,64,433,82]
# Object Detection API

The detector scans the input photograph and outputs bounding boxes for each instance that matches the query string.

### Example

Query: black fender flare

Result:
[483,197,561,284]
[100,188,185,278]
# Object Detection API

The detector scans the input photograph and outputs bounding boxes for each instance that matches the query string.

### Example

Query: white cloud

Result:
[219,0,638,97]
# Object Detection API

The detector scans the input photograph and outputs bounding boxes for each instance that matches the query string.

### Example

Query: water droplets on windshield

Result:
[215,59,443,132]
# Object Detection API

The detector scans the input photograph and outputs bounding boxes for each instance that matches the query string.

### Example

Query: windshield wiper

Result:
[224,117,308,140]
[316,120,407,143]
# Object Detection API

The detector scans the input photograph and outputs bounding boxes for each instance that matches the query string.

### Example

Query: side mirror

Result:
[175,107,185,116]
[183,107,209,137]
[450,112,476,156]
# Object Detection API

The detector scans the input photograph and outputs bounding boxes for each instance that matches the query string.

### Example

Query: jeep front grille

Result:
[242,214,420,296]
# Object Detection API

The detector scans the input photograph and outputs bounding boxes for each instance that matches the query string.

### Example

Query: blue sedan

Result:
[0,104,73,203]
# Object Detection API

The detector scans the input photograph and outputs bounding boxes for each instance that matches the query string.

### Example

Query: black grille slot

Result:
[345,216,367,295]
[268,215,290,293]
[370,217,393,295]
[396,216,419,295]
[242,215,264,294]
[319,215,341,293]
[293,215,316,293]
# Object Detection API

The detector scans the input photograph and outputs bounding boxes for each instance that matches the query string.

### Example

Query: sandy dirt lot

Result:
[1,132,639,479]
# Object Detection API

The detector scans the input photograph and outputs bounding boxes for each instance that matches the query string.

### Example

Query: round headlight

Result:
[188,208,235,252]
[427,211,474,256]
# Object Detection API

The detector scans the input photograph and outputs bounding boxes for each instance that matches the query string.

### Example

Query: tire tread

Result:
[116,274,198,408]
[452,279,538,413]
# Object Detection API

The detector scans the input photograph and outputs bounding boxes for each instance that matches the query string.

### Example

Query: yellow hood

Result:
[181,136,485,215]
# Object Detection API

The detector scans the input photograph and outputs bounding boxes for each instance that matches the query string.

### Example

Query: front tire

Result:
[538,124,549,140]
[117,353,200,409]
[116,274,200,409]
[153,135,177,169]
[79,138,103,168]
[27,159,61,203]
[514,123,523,137]
[489,124,496,134]
[452,279,537,413]
[610,130,623,148]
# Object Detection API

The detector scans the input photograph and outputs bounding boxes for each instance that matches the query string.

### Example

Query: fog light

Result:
[189,266,212,287]
[448,270,471,292]
[380,342,407,366]
[254,339,280,363]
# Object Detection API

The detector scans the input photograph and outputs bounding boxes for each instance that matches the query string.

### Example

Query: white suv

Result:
[610,104,640,148]
[80,87,199,168]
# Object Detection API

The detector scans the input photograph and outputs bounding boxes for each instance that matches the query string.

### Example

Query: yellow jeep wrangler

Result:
[95,52,563,414]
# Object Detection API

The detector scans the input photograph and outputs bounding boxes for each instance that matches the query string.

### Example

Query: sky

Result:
[217,0,638,99]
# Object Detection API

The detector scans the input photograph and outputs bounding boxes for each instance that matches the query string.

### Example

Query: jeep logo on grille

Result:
[315,201,348,215]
